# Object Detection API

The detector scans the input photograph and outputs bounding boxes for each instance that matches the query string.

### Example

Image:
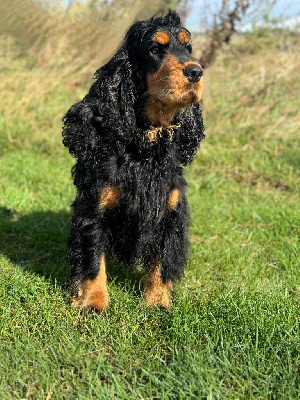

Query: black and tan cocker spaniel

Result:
[62,9,205,312]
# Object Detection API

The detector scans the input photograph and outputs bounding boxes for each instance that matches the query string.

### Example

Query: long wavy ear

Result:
[173,102,205,166]
[62,43,137,167]
[93,43,138,136]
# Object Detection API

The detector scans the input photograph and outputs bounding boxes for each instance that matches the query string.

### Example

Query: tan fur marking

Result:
[146,100,179,129]
[144,259,172,309]
[147,125,179,142]
[148,126,163,142]
[146,55,204,126]
[73,254,109,312]
[99,186,120,209]
[153,31,170,45]
[178,31,189,43]
[168,188,179,209]
[198,76,204,100]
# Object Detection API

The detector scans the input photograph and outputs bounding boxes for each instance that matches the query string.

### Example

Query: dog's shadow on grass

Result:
[0,206,142,295]
[0,206,70,287]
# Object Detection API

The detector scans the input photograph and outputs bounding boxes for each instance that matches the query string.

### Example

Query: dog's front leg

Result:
[72,253,109,313]
[144,193,189,309]
[68,199,110,313]
[144,257,172,309]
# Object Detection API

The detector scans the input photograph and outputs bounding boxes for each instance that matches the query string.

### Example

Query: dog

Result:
[62,10,204,312]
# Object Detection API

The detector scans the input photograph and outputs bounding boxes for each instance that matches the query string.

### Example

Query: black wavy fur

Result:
[62,10,205,295]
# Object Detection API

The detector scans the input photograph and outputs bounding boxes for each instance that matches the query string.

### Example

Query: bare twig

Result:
[200,0,250,68]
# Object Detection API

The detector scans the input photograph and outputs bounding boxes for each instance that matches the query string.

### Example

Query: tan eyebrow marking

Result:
[153,31,170,45]
[178,31,189,43]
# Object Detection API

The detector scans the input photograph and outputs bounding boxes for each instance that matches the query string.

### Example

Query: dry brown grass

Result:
[205,42,299,129]
[0,0,177,82]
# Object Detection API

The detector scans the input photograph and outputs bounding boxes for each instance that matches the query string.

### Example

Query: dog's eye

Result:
[186,43,192,54]
[150,46,159,54]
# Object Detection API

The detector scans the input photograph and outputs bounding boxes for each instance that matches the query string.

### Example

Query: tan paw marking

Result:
[72,254,109,313]
[144,261,172,309]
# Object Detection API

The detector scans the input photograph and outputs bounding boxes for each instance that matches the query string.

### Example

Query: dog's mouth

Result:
[145,76,203,128]
[166,79,204,106]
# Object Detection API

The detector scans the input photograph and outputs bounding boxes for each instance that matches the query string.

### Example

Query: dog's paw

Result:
[72,288,109,313]
[144,287,171,310]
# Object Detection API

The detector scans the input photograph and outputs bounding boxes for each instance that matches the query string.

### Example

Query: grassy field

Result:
[0,24,299,399]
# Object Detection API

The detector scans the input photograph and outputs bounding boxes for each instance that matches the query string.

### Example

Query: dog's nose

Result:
[183,65,203,83]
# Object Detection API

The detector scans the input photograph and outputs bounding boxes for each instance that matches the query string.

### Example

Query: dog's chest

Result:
[120,158,176,215]
[107,152,185,223]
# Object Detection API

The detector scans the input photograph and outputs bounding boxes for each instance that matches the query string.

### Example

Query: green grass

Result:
[0,33,299,399]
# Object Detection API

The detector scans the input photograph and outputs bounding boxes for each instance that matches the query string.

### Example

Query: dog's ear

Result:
[62,43,138,166]
[174,103,205,166]
[94,43,138,135]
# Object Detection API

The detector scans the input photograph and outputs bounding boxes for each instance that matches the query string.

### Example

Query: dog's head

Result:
[64,10,205,167]
[125,10,204,127]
